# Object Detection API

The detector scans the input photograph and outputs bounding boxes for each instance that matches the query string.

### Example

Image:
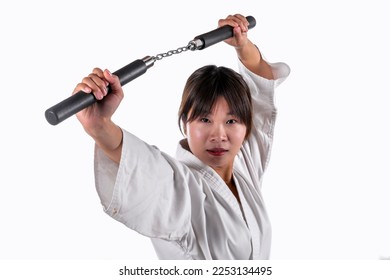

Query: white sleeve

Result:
[237,58,290,186]
[94,129,192,240]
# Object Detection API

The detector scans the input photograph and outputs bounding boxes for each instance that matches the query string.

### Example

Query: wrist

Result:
[86,119,123,152]
[235,40,260,63]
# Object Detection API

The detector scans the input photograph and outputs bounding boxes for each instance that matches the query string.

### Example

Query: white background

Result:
[1,0,389,260]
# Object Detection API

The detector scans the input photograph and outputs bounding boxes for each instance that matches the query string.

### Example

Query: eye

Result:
[226,119,238,124]
[200,117,211,123]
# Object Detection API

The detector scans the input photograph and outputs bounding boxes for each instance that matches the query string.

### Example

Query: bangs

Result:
[186,78,248,123]
[178,65,253,138]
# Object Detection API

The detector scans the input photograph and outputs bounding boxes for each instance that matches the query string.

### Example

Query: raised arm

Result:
[219,14,274,80]
[73,68,124,164]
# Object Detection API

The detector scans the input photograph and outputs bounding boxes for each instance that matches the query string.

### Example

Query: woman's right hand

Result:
[73,68,124,133]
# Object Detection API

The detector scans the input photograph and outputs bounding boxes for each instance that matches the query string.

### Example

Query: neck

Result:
[213,165,240,203]
[213,165,233,184]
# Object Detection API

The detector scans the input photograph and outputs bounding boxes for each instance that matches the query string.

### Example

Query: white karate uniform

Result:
[94,59,290,259]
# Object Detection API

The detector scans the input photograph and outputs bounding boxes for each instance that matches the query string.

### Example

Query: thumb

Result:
[103,69,122,92]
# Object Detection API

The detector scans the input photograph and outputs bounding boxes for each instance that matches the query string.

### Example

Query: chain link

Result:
[153,42,195,62]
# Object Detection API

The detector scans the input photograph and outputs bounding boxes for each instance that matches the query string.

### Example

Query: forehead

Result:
[189,96,233,116]
[208,97,233,114]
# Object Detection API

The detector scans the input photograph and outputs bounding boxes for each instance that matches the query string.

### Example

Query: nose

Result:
[209,123,227,142]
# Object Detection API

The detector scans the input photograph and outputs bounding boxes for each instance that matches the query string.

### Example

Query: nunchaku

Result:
[45,16,256,126]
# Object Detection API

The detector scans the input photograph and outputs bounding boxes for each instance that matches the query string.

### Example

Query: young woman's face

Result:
[186,97,247,173]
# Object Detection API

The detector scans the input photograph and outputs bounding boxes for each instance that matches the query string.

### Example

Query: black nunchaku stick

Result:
[45,16,256,126]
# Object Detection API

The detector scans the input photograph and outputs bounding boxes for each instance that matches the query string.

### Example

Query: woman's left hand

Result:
[218,14,250,49]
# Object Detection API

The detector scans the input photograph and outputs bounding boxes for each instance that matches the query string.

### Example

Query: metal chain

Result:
[153,42,196,62]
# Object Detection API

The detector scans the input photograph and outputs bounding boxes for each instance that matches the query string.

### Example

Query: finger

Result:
[219,15,248,36]
[218,14,239,28]
[82,73,106,100]
[232,26,247,42]
[102,69,118,85]
[92,73,109,94]
[233,14,249,32]
[92,67,110,87]
[103,69,124,100]
[91,67,108,89]
[72,82,91,95]
[91,67,105,79]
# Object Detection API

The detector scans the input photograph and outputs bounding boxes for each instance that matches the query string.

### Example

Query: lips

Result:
[207,148,228,156]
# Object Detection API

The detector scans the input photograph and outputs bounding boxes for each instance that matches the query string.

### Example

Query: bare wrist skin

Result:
[236,40,274,80]
[86,119,123,164]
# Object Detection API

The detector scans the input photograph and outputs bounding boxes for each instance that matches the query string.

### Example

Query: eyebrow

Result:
[202,110,235,115]
[202,112,238,119]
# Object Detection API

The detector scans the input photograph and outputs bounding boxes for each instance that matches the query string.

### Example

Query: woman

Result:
[74,14,290,259]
